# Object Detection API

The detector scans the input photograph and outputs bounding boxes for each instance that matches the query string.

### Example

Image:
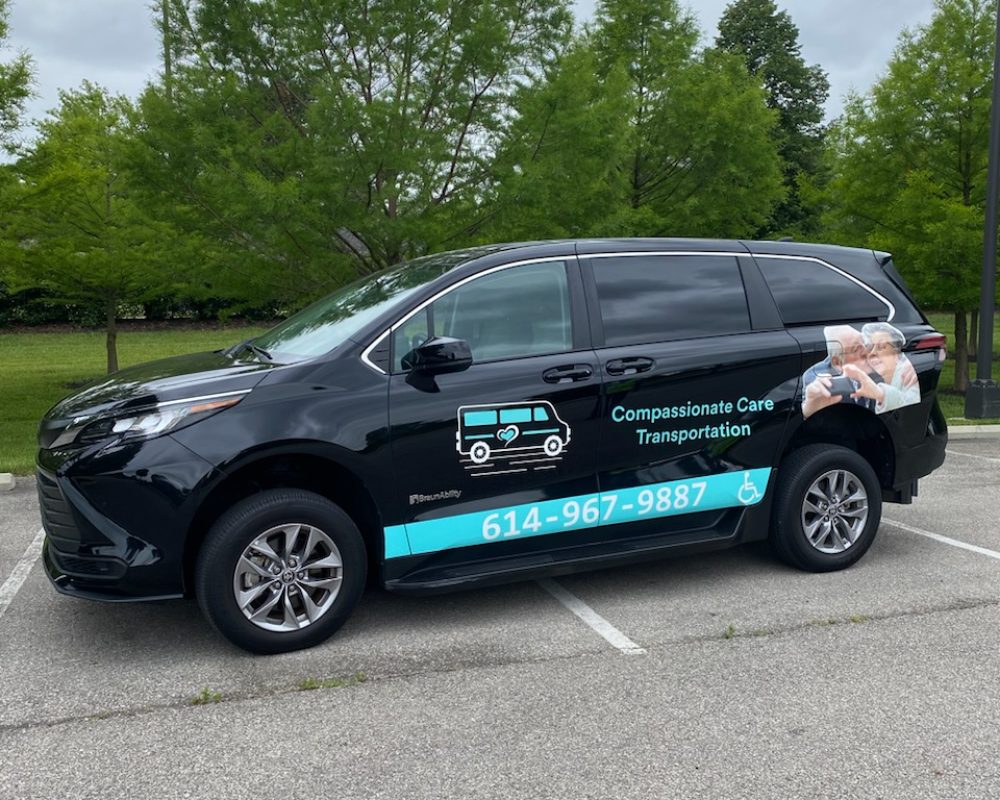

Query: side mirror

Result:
[403,336,473,374]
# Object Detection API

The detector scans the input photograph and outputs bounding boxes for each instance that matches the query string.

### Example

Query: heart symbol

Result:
[498,425,519,445]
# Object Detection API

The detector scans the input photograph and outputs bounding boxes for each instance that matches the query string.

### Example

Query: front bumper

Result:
[43,538,183,602]
[36,434,220,601]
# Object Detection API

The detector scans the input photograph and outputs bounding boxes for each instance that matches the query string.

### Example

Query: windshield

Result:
[252,251,475,361]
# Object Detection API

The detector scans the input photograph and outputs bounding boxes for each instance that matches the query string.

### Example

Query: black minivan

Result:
[37,239,948,653]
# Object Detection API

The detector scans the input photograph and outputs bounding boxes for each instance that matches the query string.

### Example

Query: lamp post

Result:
[965,0,1000,418]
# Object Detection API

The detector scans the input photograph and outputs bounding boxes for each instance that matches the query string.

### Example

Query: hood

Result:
[44,350,277,425]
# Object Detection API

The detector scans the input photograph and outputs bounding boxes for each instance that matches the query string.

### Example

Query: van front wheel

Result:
[195,489,366,654]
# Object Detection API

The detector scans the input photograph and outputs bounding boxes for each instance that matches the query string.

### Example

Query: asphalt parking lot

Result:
[2,433,1000,799]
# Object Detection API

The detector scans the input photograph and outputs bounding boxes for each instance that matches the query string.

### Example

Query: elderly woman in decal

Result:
[843,322,920,413]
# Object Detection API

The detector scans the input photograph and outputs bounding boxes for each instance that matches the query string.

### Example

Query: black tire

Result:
[770,444,882,572]
[195,489,367,654]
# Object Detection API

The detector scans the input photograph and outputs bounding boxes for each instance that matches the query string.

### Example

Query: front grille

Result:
[36,471,81,550]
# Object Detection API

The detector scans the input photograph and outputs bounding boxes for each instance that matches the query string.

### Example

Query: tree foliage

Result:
[4,85,176,372]
[485,0,784,241]
[717,0,829,236]
[824,0,997,390]
[0,0,32,151]
[129,0,573,306]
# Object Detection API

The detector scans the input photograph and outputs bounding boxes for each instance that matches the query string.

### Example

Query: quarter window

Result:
[756,257,889,325]
[590,255,750,346]
[393,261,572,370]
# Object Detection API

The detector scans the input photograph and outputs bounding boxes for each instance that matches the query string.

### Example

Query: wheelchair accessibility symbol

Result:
[737,471,762,505]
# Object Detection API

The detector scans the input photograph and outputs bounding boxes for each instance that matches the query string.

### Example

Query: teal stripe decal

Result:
[384,524,412,559]
[384,468,772,559]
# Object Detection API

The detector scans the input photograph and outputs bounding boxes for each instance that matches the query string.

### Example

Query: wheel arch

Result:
[779,405,896,492]
[183,444,385,594]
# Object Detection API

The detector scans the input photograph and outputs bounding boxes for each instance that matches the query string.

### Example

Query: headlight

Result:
[65,393,247,447]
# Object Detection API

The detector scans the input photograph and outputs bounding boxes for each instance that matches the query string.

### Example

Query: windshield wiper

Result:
[226,339,273,361]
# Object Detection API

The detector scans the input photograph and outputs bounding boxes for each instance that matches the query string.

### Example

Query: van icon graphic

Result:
[456,401,571,466]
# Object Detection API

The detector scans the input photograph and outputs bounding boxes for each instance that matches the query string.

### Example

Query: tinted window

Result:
[393,261,572,370]
[757,257,890,325]
[591,255,750,346]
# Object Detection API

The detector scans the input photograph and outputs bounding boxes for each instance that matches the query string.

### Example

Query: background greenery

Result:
[0,0,999,473]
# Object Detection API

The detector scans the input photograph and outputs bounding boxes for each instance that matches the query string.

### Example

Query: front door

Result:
[385,258,602,562]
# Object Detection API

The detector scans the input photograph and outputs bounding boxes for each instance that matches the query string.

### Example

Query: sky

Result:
[2,0,939,144]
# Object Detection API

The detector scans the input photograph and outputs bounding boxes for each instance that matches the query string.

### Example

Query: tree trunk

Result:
[969,309,978,362]
[162,0,173,103]
[954,311,969,394]
[106,300,119,374]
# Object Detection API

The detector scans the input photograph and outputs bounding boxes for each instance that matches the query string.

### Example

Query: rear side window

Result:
[756,257,890,325]
[590,255,750,346]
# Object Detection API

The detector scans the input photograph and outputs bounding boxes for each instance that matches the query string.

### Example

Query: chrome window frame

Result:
[359,250,895,374]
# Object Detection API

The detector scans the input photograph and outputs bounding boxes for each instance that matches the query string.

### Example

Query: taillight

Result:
[912,333,947,362]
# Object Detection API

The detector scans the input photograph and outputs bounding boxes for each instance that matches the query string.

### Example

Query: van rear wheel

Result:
[770,445,881,572]
[195,489,366,654]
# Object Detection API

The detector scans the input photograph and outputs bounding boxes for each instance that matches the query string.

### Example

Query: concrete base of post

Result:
[964,379,1000,419]
[0,473,15,492]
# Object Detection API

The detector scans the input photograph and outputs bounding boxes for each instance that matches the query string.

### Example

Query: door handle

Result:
[605,357,655,376]
[542,364,594,384]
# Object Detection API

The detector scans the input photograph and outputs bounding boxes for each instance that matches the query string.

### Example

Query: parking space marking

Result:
[884,518,1000,562]
[538,578,646,655]
[0,528,45,622]
[946,449,1000,465]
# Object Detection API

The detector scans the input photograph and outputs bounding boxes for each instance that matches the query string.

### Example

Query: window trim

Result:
[360,256,573,375]
[360,249,896,372]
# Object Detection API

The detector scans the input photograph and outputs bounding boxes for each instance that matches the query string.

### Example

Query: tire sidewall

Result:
[196,490,367,654]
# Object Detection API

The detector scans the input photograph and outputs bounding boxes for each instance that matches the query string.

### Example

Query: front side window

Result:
[591,255,751,346]
[393,261,572,370]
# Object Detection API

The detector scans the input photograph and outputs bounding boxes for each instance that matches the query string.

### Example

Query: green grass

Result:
[0,326,266,474]
[924,313,1000,425]
[189,686,224,706]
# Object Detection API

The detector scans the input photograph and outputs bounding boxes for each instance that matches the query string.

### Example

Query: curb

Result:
[946,424,1000,437]
[0,473,15,492]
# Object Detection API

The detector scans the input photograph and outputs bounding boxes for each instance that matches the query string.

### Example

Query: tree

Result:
[473,42,633,241]
[717,0,830,237]
[0,0,31,151]
[824,0,997,392]
[129,0,573,308]
[587,0,784,237]
[4,85,174,372]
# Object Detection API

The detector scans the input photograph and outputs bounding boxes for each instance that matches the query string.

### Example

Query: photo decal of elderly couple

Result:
[801,323,920,419]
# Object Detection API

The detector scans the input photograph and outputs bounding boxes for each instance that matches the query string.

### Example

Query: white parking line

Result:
[538,578,646,655]
[946,449,1000,465]
[0,527,45,622]
[884,518,1000,561]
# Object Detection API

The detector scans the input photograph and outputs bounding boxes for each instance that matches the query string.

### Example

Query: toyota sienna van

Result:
[37,239,948,653]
